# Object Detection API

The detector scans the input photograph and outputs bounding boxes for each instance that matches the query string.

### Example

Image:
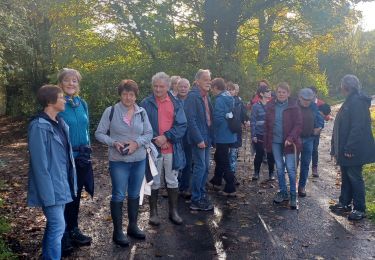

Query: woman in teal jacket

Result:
[58,68,93,254]
[28,85,77,260]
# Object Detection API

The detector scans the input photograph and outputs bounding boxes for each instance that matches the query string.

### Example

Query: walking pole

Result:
[292,142,299,211]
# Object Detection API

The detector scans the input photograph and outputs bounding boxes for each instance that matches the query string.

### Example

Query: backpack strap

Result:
[107,105,115,135]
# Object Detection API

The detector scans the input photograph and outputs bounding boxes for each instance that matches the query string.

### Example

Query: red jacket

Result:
[264,98,302,154]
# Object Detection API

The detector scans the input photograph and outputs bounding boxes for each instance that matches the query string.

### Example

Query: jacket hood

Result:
[348,91,372,108]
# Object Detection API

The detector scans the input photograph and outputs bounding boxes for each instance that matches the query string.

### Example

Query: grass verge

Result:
[363,107,375,222]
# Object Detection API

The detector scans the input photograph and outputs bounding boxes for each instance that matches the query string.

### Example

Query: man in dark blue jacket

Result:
[140,72,187,226]
[184,69,215,211]
[330,74,375,221]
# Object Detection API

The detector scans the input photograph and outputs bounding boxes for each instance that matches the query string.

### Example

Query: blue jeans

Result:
[312,134,320,168]
[229,148,238,173]
[179,143,192,192]
[299,137,314,188]
[42,204,65,260]
[109,159,146,202]
[191,146,210,202]
[272,143,297,195]
[339,165,366,212]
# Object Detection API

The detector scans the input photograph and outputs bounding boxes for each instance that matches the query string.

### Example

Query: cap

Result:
[299,88,315,100]
[257,85,271,94]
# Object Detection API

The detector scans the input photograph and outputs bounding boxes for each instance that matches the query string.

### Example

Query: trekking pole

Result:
[292,142,299,212]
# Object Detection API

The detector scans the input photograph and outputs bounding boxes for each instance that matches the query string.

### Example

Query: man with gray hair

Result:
[141,72,187,225]
[330,74,375,221]
[184,69,215,211]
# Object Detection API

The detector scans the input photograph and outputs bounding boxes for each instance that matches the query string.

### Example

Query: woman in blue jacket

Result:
[57,68,93,254]
[27,85,77,260]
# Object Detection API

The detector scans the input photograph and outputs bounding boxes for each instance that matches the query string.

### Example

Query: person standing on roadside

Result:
[264,82,302,209]
[250,84,275,181]
[141,72,187,226]
[330,74,375,221]
[27,85,77,260]
[57,68,93,256]
[184,69,215,211]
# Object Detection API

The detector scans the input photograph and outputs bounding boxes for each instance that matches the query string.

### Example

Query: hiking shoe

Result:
[269,172,276,181]
[348,210,366,221]
[290,194,298,210]
[329,203,352,214]
[273,192,289,204]
[190,200,214,211]
[70,227,92,246]
[312,167,319,178]
[252,172,259,181]
[298,187,306,197]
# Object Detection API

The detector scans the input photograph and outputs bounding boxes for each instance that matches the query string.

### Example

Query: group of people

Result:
[27,67,375,259]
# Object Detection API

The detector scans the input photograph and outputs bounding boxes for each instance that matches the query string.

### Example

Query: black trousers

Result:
[339,165,366,212]
[210,143,236,193]
[64,159,85,232]
[253,135,275,174]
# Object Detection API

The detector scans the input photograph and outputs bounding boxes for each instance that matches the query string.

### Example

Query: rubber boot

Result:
[149,189,160,226]
[110,201,129,246]
[167,188,183,225]
[127,197,146,239]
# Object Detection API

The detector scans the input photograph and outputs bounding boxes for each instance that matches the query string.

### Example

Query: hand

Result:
[153,135,168,147]
[285,140,292,146]
[197,141,206,149]
[252,137,257,143]
[161,143,169,150]
[113,141,125,154]
[344,152,353,158]
[313,128,321,135]
[245,121,250,127]
[125,141,138,155]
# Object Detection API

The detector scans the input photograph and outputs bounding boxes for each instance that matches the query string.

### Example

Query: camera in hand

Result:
[120,143,130,156]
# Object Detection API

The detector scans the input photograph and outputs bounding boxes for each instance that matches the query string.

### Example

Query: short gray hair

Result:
[152,72,171,88]
[171,75,181,85]
[341,74,361,94]
[195,69,211,81]
[177,78,190,88]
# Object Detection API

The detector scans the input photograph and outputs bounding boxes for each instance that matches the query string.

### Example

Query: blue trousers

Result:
[339,165,366,212]
[272,143,297,195]
[298,137,314,188]
[109,159,146,202]
[42,204,65,260]
[191,146,210,202]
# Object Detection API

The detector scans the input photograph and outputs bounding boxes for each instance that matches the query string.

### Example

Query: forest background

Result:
[1,0,375,125]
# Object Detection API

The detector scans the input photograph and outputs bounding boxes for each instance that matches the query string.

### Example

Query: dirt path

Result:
[0,113,374,259]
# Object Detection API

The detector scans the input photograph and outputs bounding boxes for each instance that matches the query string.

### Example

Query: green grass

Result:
[363,107,375,222]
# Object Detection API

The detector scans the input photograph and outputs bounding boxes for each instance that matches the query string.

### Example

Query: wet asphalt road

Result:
[66,117,375,260]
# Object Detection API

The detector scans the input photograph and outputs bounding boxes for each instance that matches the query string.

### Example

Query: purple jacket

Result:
[264,98,302,154]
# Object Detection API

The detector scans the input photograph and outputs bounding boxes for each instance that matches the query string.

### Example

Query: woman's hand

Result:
[125,141,139,155]
[113,141,125,154]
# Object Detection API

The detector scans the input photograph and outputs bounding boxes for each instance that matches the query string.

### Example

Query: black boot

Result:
[61,232,74,257]
[110,201,129,247]
[167,188,183,225]
[127,197,146,239]
[149,189,160,226]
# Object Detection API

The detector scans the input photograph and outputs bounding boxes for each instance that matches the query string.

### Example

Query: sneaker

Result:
[268,172,276,181]
[348,210,366,221]
[190,200,213,211]
[298,187,306,197]
[290,194,298,210]
[273,192,289,204]
[329,203,352,214]
[312,167,319,178]
[70,227,92,246]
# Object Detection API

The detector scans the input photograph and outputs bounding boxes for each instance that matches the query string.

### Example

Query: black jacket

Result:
[331,91,375,166]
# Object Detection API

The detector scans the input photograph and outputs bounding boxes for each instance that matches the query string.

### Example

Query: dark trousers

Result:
[311,134,320,168]
[179,143,192,192]
[253,135,274,174]
[210,143,235,193]
[64,159,85,232]
[339,165,366,212]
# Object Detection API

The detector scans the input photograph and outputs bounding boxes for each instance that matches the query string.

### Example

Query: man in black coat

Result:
[330,74,375,221]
